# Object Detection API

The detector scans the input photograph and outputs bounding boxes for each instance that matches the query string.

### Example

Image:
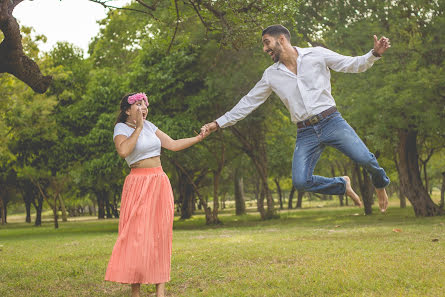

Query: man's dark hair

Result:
[262,25,291,42]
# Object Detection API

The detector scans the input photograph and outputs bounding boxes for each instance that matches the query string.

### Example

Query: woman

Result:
[105,92,208,297]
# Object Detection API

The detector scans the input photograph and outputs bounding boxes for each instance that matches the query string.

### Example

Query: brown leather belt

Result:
[297,106,338,129]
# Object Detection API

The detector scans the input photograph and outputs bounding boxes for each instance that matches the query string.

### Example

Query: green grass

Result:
[0,205,444,297]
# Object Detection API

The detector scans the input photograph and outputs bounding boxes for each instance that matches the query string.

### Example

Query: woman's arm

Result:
[156,128,207,152]
[114,107,144,158]
[114,129,142,158]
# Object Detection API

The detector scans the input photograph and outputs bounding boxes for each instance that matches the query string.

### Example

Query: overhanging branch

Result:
[0,0,52,93]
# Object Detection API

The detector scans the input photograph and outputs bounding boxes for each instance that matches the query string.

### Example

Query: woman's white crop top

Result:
[113,120,162,166]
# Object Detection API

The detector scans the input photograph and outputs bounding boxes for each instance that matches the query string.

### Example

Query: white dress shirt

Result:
[216,46,381,128]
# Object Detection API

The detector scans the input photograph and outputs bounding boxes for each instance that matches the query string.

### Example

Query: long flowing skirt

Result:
[105,167,174,284]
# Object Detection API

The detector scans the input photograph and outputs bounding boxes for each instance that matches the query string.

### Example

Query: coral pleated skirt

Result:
[105,167,174,284]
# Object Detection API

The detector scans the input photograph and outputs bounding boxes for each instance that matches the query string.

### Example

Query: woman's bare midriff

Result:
[130,156,162,168]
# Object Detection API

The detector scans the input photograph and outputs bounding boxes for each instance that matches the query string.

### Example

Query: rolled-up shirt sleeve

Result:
[216,71,272,128]
[317,47,381,73]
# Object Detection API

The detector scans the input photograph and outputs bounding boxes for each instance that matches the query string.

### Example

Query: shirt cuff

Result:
[366,49,381,62]
[215,116,229,129]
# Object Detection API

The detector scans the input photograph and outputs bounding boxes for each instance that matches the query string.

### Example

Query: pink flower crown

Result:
[128,93,148,106]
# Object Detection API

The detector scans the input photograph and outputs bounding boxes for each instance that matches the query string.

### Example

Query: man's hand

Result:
[203,121,219,133]
[196,125,210,141]
[373,35,391,56]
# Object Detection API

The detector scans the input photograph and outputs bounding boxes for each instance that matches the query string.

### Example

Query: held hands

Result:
[373,35,391,56]
[196,121,219,141]
[204,121,219,133]
[196,125,210,141]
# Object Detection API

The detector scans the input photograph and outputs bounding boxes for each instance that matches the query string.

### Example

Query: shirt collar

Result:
[274,46,313,69]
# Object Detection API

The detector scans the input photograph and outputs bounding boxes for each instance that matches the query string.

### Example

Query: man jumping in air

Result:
[204,24,391,212]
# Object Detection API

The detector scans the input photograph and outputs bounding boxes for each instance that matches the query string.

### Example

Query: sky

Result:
[13,0,131,54]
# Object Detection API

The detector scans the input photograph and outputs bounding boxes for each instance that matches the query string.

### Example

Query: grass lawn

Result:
[0,204,444,297]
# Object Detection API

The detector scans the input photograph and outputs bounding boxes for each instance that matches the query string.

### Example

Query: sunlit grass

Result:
[0,205,444,297]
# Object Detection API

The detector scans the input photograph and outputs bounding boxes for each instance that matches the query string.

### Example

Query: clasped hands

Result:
[196,121,219,141]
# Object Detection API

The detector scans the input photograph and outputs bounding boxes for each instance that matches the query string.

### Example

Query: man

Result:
[204,24,390,212]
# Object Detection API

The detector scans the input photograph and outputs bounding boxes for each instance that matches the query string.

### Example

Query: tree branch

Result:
[135,0,157,11]
[0,0,52,93]
[88,0,156,15]
[187,0,212,30]
[166,0,180,54]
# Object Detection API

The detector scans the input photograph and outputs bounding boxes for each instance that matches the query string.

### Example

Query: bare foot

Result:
[131,284,140,297]
[375,187,388,213]
[343,176,362,207]
[156,283,165,297]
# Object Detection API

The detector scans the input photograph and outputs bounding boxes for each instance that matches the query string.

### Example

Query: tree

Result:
[0,0,51,93]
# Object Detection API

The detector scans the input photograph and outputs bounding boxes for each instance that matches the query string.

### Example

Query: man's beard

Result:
[272,42,282,62]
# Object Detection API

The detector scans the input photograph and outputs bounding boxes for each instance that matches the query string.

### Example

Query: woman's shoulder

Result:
[115,122,129,129]
[143,119,155,125]
[144,120,158,132]
[114,122,131,135]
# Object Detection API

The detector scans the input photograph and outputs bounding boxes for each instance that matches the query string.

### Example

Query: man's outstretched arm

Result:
[320,35,391,73]
[205,71,272,132]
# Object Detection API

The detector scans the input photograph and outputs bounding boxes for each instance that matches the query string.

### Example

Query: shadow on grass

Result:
[0,219,119,241]
[172,206,436,231]
[1,206,441,242]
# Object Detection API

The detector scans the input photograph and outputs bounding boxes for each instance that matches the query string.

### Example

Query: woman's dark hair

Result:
[262,24,291,42]
[115,92,137,125]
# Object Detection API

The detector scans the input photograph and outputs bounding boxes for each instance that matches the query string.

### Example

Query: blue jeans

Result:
[292,112,390,195]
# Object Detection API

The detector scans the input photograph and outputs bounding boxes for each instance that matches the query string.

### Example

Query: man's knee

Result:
[292,174,311,190]
[356,152,377,167]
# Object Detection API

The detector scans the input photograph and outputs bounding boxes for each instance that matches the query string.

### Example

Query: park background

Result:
[0,0,444,296]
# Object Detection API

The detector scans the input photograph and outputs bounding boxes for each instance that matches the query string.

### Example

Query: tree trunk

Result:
[296,190,304,208]
[340,161,350,206]
[234,167,246,215]
[221,192,226,210]
[105,192,113,219]
[0,196,6,224]
[21,184,34,223]
[230,126,275,219]
[288,186,296,209]
[339,195,344,206]
[97,192,105,219]
[179,179,194,220]
[397,129,442,216]
[331,165,344,206]
[111,192,120,218]
[25,200,31,223]
[393,157,407,208]
[92,199,97,216]
[274,178,283,210]
[32,196,43,226]
[440,172,444,210]
[354,162,374,215]
[422,162,429,194]
[252,158,274,219]
[52,195,59,229]
[257,186,265,218]
[58,194,67,222]
[170,159,213,224]
[34,180,59,228]
[399,184,407,208]
[212,171,221,224]
[419,148,434,195]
